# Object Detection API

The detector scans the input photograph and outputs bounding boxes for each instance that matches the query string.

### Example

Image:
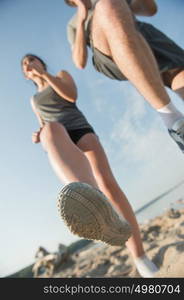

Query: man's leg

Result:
[92,0,171,109]
[170,69,184,100]
[91,0,184,152]
[158,68,184,152]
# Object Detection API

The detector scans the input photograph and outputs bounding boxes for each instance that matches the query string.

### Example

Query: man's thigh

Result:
[91,19,184,85]
[138,22,184,83]
[91,0,135,56]
[162,68,184,88]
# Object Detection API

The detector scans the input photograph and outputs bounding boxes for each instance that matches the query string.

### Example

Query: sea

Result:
[135,180,184,224]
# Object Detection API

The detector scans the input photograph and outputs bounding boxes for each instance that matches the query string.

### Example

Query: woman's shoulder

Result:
[56,70,71,77]
[56,70,76,84]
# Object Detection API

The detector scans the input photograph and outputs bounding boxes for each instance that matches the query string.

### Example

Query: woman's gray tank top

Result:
[32,86,93,131]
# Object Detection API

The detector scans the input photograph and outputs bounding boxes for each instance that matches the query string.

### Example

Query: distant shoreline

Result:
[135,180,184,216]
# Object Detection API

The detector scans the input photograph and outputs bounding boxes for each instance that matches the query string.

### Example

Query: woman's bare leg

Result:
[40,122,98,187]
[41,123,132,248]
[77,133,144,258]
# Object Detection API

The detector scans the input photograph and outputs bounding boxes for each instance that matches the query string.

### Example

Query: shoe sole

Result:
[57,182,132,246]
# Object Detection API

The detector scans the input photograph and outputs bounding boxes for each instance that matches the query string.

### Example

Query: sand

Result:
[34,207,184,278]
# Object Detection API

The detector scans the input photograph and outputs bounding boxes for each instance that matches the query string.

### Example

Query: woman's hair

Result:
[21,54,47,71]
[64,0,76,7]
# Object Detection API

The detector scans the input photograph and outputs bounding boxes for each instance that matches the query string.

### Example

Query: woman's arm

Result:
[130,0,158,16]
[30,99,44,143]
[29,60,78,102]
[42,70,78,102]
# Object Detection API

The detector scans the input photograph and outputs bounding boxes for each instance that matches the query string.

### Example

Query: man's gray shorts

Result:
[91,21,184,87]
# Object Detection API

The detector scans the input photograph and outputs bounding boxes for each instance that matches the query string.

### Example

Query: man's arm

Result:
[67,1,89,69]
[129,0,158,16]
[72,19,88,69]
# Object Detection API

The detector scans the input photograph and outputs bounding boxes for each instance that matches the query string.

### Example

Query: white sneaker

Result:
[168,119,184,152]
[134,255,159,278]
[57,182,132,246]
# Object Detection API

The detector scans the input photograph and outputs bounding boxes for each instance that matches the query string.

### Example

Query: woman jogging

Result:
[21,54,158,277]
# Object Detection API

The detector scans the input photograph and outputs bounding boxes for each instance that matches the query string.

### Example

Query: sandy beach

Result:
[32,207,184,278]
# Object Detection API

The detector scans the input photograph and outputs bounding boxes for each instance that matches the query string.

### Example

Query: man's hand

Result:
[130,0,157,16]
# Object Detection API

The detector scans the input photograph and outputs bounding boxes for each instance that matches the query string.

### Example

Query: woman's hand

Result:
[27,61,46,78]
[32,129,42,143]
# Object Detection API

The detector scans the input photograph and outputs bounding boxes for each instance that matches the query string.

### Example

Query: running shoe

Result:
[57,182,132,246]
[168,119,184,152]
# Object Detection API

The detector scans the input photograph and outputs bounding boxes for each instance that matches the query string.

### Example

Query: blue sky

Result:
[0,0,184,277]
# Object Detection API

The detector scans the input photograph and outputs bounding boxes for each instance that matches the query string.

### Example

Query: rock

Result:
[107,264,132,277]
[32,243,69,278]
[166,208,181,219]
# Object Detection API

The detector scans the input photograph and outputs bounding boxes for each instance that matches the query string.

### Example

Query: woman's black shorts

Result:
[67,127,95,144]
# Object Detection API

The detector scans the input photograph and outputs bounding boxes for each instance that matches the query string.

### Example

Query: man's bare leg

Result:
[92,0,172,109]
[170,69,184,100]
